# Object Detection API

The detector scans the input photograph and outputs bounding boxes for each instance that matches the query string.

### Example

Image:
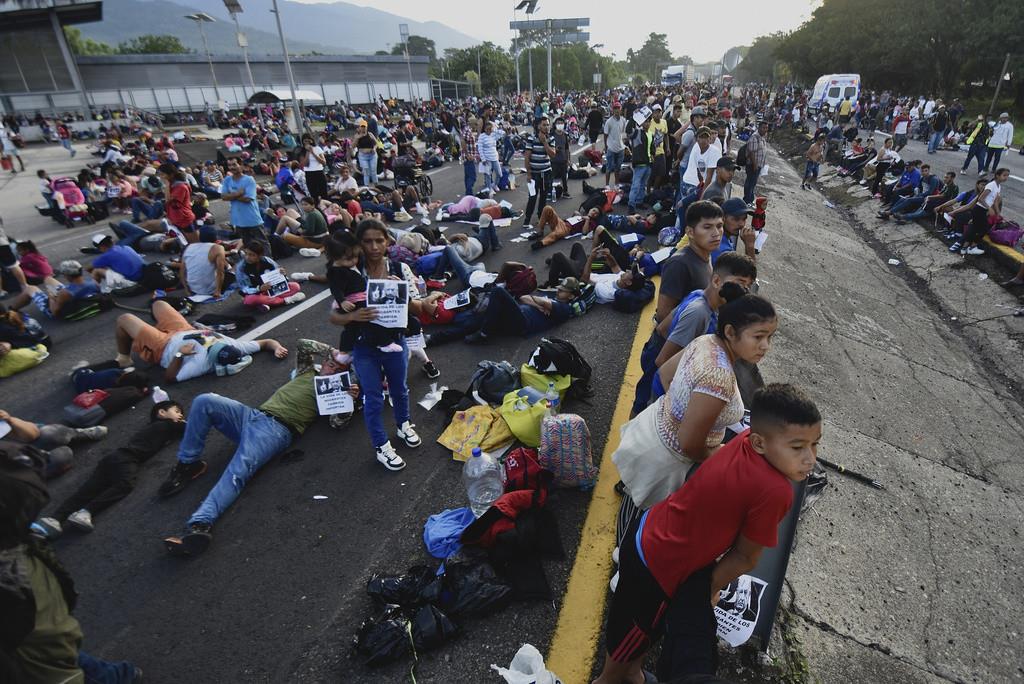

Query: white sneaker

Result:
[290,272,313,282]
[397,421,421,448]
[612,546,620,565]
[283,291,306,305]
[299,248,321,258]
[34,517,63,538]
[965,246,985,256]
[609,570,619,593]
[376,441,406,471]
[76,426,108,441]
[67,509,94,532]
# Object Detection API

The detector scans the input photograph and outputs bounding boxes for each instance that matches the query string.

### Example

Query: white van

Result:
[809,74,860,112]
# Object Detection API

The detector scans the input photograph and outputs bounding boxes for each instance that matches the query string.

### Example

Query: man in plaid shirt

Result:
[460,117,480,196]
[743,119,769,204]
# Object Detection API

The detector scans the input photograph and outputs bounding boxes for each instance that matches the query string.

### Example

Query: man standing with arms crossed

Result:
[522,116,556,232]
[219,158,269,253]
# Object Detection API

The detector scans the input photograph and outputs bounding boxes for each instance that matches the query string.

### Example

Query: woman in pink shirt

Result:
[15,241,53,285]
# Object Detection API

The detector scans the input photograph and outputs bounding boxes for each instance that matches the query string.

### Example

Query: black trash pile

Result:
[353,560,512,666]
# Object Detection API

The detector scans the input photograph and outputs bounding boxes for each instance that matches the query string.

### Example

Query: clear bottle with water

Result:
[463,447,504,518]
[544,381,560,418]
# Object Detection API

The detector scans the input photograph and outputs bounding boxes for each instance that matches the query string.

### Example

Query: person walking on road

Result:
[742,120,769,205]
[56,122,75,158]
[960,115,989,175]
[983,113,1014,173]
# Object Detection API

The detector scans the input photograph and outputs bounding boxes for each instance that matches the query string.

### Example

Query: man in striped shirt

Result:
[460,117,480,197]
[522,116,556,230]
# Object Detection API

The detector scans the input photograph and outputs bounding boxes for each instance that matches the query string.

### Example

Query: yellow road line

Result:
[547,284,659,683]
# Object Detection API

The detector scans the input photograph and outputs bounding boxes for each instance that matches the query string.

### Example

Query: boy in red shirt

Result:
[594,383,822,684]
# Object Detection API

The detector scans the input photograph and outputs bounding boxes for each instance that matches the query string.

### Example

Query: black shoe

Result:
[491,243,503,251]
[163,522,212,557]
[530,240,543,251]
[464,331,489,344]
[561,193,573,200]
[79,246,100,255]
[526,232,542,241]
[422,361,440,379]
[158,460,207,497]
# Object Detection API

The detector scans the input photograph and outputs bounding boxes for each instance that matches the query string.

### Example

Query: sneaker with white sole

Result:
[397,421,421,448]
[66,509,94,532]
[965,246,985,256]
[609,570,619,592]
[298,248,321,258]
[612,546,620,565]
[34,517,63,539]
[290,272,314,282]
[376,441,406,471]
[283,291,306,305]
[75,425,108,441]
[948,242,962,252]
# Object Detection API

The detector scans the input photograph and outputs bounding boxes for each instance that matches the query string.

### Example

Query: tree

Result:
[117,35,192,55]
[441,43,514,94]
[63,27,114,55]
[626,32,673,82]
[391,35,436,63]
[733,33,786,84]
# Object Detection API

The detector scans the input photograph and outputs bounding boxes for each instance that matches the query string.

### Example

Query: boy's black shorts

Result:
[605,515,669,663]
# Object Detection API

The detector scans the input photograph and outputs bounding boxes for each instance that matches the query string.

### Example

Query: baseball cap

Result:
[716,157,737,171]
[58,259,83,276]
[691,106,707,117]
[556,277,582,297]
[652,103,662,110]
[721,198,754,217]
[209,342,253,376]
[91,233,111,247]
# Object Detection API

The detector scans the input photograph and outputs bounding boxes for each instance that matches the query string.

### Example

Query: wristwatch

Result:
[175,352,183,359]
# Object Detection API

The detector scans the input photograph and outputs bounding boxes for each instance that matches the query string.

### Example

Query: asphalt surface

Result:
[0,139,637,682]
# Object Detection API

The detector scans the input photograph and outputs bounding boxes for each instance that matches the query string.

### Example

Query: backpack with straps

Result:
[527,337,593,400]
[505,266,537,298]
[735,142,748,167]
[538,413,596,489]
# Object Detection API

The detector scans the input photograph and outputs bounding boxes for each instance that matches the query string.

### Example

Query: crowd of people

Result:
[0,79,833,684]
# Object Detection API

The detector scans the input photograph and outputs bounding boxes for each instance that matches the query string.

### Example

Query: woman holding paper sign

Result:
[235,241,306,312]
[328,219,422,471]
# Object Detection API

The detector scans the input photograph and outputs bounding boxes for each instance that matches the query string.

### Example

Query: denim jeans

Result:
[433,245,483,287]
[358,151,378,184]
[480,287,529,335]
[177,393,293,526]
[79,651,136,684]
[352,339,410,448]
[131,198,163,223]
[605,149,624,175]
[927,131,943,153]
[677,178,697,204]
[631,332,664,416]
[475,224,502,252]
[742,166,759,204]
[113,220,150,249]
[891,195,925,215]
[983,147,1004,172]
[482,159,502,191]
[901,195,944,220]
[629,165,651,208]
[463,161,477,196]
[962,142,986,173]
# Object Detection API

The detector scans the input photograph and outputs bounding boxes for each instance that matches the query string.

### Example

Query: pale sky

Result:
[294,0,820,63]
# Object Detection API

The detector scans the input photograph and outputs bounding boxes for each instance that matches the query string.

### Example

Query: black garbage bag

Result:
[441,561,513,618]
[353,604,412,667]
[366,565,435,608]
[411,604,459,651]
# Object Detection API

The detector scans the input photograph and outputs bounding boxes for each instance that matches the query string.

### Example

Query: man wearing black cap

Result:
[713,198,758,265]
[700,157,737,205]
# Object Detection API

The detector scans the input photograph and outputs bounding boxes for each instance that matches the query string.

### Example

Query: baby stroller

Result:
[51,177,93,229]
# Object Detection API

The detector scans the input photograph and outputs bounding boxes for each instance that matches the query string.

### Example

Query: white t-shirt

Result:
[304,145,325,172]
[160,331,261,382]
[979,180,1001,209]
[590,272,621,303]
[894,119,910,134]
[333,176,358,194]
[683,143,722,186]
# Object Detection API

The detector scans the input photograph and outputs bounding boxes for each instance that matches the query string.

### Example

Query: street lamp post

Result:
[270,0,303,133]
[185,13,220,104]
[222,0,263,125]
[399,24,415,103]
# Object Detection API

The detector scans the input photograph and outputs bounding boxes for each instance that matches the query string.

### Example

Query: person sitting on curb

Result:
[113,299,288,383]
[158,339,360,557]
[0,409,107,479]
[0,444,143,684]
[34,400,186,538]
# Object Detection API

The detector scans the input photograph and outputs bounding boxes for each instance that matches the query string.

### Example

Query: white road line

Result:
[238,288,333,342]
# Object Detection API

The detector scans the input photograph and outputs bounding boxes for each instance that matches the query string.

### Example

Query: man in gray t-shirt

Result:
[700,157,736,205]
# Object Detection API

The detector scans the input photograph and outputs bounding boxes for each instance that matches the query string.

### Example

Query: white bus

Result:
[809,74,860,112]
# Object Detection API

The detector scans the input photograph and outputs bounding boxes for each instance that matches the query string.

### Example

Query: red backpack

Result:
[505,266,537,297]
[503,447,553,492]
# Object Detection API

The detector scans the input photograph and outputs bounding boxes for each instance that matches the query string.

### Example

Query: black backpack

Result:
[735,142,748,167]
[530,337,593,400]
[466,360,520,405]
[140,262,179,290]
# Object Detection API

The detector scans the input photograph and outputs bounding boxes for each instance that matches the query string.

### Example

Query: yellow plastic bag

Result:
[520,364,571,402]
[500,390,549,448]
[0,344,48,378]
[437,404,514,462]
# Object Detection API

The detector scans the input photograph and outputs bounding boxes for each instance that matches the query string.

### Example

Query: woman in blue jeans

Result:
[354,120,380,185]
[330,219,420,470]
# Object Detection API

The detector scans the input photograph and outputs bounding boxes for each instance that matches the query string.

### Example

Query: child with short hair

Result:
[594,383,822,684]
[802,135,824,189]
[35,400,187,537]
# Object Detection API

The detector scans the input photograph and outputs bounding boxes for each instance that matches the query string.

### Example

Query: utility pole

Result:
[988,53,1011,118]
[223,0,263,125]
[400,24,415,103]
[185,13,220,103]
[546,19,552,94]
[477,47,482,95]
[270,0,303,132]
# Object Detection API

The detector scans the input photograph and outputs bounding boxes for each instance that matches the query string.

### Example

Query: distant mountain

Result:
[76,0,477,56]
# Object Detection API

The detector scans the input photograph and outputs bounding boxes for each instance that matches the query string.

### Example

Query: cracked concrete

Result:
[753,136,1024,683]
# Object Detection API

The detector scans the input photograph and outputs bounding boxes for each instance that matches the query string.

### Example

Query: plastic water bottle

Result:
[151,386,170,403]
[463,447,504,518]
[545,381,559,407]
[545,398,560,419]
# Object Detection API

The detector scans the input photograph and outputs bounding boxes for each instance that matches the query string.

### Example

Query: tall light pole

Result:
[399,24,415,103]
[185,13,220,104]
[222,0,263,125]
[270,0,303,132]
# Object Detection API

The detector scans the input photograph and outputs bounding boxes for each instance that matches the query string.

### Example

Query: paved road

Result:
[0,139,635,682]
